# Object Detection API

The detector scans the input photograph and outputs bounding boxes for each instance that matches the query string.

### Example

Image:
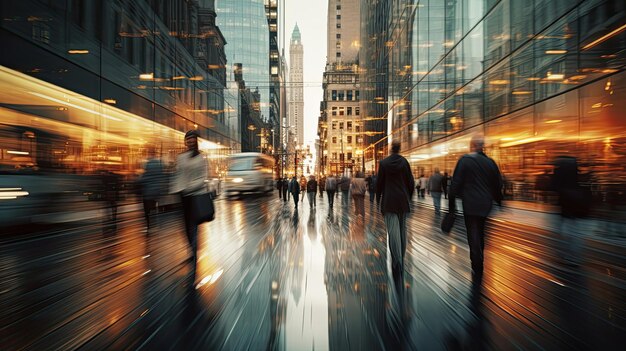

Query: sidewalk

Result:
[412,195,626,245]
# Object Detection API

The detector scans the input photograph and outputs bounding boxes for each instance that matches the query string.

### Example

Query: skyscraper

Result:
[289,24,304,147]
[216,0,271,123]
[319,0,362,176]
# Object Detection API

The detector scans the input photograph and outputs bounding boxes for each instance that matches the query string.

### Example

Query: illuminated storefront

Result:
[380,0,626,216]
[0,0,239,177]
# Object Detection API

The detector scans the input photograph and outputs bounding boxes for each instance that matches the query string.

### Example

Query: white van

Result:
[224,152,275,196]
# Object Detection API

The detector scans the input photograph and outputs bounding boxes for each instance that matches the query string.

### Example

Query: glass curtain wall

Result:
[386,0,626,218]
[216,0,271,123]
[0,0,239,179]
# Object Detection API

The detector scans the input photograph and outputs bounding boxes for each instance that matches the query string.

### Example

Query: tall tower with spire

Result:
[289,24,304,147]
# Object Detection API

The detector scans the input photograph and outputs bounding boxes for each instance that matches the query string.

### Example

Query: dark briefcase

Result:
[440,212,456,233]
[192,192,215,224]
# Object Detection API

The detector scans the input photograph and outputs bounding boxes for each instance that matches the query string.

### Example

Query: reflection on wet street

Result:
[1,193,625,350]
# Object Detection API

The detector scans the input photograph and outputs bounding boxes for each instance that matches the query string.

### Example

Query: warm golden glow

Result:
[545,119,562,124]
[139,73,154,80]
[67,49,89,54]
[103,98,116,104]
[545,50,567,54]
[582,23,626,51]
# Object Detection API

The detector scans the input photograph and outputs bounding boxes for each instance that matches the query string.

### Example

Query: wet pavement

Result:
[1,192,625,350]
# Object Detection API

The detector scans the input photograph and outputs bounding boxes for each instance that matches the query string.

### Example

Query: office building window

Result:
[355,107,360,115]
[356,125,361,132]
[337,15,341,20]
[331,90,337,100]
[336,22,341,29]
[339,107,345,116]
[336,52,341,58]
[347,121,352,130]
[336,33,341,39]
[355,90,359,101]
[339,122,344,129]
[347,90,353,100]
[347,136,352,143]
[347,107,352,116]
[332,106,337,116]
[347,152,352,160]
[338,90,345,100]
[332,136,337,144]
[337,5,341,10]
[332,152,337,160]
[332,121,337,129]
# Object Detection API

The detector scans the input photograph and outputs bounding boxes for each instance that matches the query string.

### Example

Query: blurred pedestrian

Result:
[442,172,449,199]
[326,174,337,209]
[366,173,378,204]
[551,156,590,265]
[376,142,415,291]
[282,177,289,202]
[102,170,121,222]
[276,178,283,200]
[289,175,300,209]
[300,175,307,202]
[339,173,351,207]
[319,175,326,198]
[428,168,444,215]
[172,130,209,290]
[138,151,165,230]
[448,135,502,282]
[351,171,367,218]
[307,175,318,208]
[418,174,427,198]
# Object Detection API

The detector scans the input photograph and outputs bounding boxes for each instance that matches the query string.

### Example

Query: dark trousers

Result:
[282,187,288,201]
[327,190,335,208]
[291,193,299,207]
[464,215,486,275]
[143,199,157,228]
[182,196,199,286]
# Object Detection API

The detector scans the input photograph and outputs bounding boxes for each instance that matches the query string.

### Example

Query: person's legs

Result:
[327,190,334,208]
[432,192,442,214]
[308,192,314,207]
[384,213,404,285]
[464,215,486,276]
[182,196,198,288]
[292,193,299,208]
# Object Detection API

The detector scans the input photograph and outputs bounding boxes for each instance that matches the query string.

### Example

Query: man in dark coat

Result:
[282,177,289,202]
[448,135,502,281]
[376,142,415,290]
[289,175,300,209]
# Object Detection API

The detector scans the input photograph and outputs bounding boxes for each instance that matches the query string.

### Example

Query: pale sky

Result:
[284,1,327,151]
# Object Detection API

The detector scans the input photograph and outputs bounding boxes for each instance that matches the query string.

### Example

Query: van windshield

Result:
[228,157,256,171]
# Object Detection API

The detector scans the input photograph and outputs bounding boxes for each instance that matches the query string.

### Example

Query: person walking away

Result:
[376,142,415,291]
[551,156,589,266]
[367,174,378,204]
[442,172,449,199]
[351,172,367,218]
[277,178,283,200]
[428,168,444,215]
[172,130,209,290]
[289,175,300,209]
[448,135,502,283]
[139,152,165,230]
[282,177,289,202]
[307,175,318,208]
[300,176,307,202]
[339,173,351,208]
[326,174,337,209]
[319,176,326,199]
[418,174,428,198]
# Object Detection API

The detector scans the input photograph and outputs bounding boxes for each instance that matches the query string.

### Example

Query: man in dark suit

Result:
[449,135,502,281]
[376,141,415,290]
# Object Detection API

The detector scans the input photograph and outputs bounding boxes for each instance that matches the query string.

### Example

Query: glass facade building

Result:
[0,0,239,179]
[375,0,626,217]
[216,0,271,124]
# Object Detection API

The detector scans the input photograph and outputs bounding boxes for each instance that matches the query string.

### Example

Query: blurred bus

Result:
[224,152,275,197]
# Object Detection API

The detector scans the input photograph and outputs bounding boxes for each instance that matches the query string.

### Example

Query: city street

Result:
[1,192,625,350]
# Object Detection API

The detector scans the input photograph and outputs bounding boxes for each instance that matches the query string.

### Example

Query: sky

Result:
[284,0,327,152]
